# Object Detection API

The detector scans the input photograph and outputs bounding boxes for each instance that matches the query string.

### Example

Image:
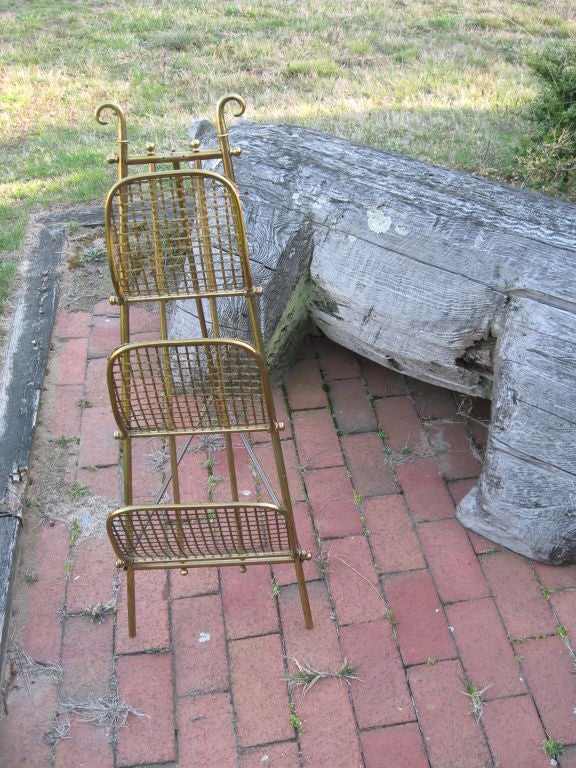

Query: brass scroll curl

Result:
[215,94,246,183]
[95,102,128,179]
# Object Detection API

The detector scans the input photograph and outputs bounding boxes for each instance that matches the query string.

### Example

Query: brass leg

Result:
[294,558,313,629]
[126,564,136,637]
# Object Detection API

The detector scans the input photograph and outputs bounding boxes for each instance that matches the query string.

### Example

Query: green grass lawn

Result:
[1,0,575,310]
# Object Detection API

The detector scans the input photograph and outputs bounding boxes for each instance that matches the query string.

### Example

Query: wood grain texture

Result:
[173,120,576,562]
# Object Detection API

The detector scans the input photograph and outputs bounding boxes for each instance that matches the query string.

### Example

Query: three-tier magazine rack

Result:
[96,95,312,637]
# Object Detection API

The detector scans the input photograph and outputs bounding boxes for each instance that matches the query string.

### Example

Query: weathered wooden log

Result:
[169,119,576,563]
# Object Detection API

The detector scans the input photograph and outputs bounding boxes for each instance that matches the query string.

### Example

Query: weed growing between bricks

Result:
[50,674,148,754]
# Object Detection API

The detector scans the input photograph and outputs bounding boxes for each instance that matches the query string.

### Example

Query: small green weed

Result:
[555,624,568,639]
[77,397,92,409]
[56,435,75,448]
[540,586,551,600]
[542,738,564,760]
[82,246,106,262]
[23,570,39,584]
[69,517,82,548]
[289,700,305,733]
[353,489,362,507]
[459,676,491,723]
[426,657,437,665]
[70,482,89,502]
[385,608,398,628]
[270,576,280,600]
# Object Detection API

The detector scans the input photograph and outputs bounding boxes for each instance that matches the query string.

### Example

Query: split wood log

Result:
[169,119,576,564]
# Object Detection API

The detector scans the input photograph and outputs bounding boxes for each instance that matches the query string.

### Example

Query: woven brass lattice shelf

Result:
[107,339,277,437]
[108,502,301,568]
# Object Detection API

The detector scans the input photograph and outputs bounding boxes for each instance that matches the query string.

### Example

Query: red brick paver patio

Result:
[2,295,576,768]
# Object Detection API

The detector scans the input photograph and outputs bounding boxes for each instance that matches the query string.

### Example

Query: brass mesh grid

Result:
[105,170,252,301]
[108,339,272,436]
[108,503,294,566]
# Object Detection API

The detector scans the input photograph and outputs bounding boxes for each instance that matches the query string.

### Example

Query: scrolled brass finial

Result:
[190,139,201,152]
[95,102,127,141]
[145,141,155,154]
[215,93,246,136]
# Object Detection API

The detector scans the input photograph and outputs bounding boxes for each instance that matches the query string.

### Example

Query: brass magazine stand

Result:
[96,95,313,636]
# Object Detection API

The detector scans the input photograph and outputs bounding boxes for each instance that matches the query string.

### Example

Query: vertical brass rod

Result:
[126,564,136,637]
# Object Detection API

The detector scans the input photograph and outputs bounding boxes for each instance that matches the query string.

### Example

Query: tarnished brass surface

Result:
[98,96,313,636]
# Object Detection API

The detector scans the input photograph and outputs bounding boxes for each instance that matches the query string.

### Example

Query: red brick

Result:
[341,619,414,728]
[396,456,455,521]
[124,305,159,333]
[229,633,292,747]
[341,432,397,497]
[84,357,109,407]
[360,357,408,397]
[426,421,483,480]
[250,437,306,504]
[305,465,363,539]
[326,536,386,625]
[54,713,114,768]
[550,589,576,642]
[76,465,119,502]
[67,536,116,614]
[448,477,476,506]
[78,406,118,468]
[384,570,456,666]
[329,378,377,434]
[116,652,176,766]
[533,560,576,591]
[292,409,343,470]
[20,521,69,663]
[481,695,549,768]
[54,309,92,339]
[519,635,576,743]
[418,518,490,603]
[116,569,170,654]
[446,598,527,700]
[315,337,360,380]
[279,580,341,669]
[60,616,113,700]
[177,693,237,768]
[361,722,429,768]
[44,384,83,438]
[297,678,363,767]
[408,659,492,768]
[284,358,327,410]
[374,396,428,454]
[240,741,301,767]
[172,594,227,696]
[0,677,58,768]
[407,379,458,420]
[560,746,576,767]
[221,564,279,639]
[465,529,502,556]
[169,566,219,598]
[364,495,425,573]
[54,337,89,386]
[88,314,120,358]
[481,551,557,640]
